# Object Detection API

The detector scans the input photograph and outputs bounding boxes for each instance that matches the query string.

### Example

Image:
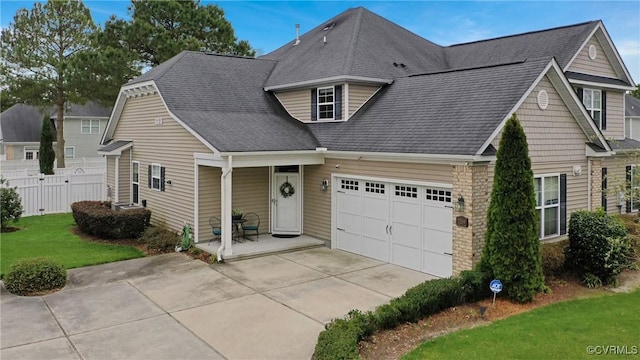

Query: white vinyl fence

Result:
[0,158,106,178]
[2,173,107,216]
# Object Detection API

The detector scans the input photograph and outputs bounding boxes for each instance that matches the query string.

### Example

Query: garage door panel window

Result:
[535,175,560,238]
[425,188,451,203]
[341,179,359,191]
[365,182,385,194]
[395,185,418,198]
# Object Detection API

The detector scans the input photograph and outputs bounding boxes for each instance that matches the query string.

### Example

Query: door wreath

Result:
[280,181,295,198]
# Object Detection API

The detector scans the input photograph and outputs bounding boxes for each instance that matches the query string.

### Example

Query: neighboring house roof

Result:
[261,7,446,89]
[129,51,320,152]
[445,21,598,71]
[309,58,551,155]
[0,104,52,143]
[626,94,640,117]
[54,101,112,118]
[609,138,640,150]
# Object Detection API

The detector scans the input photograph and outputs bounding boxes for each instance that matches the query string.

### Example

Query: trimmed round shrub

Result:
[566,209,632,285]
[141,225,181,253]
[4,257,67,295]
[541,240,568,277]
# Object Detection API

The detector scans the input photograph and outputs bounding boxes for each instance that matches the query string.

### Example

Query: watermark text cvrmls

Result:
[586,345,638,355]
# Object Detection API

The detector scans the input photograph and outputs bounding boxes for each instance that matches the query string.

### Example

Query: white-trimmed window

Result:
[151,163,161,190]
[628,165,640,212]
[81,119,100,134]
[535,175,560,238]
[318,86,335,120]
[582,89,602,129]
[132,161,140,204]
[25,148,39,160]
[64,146,75,159]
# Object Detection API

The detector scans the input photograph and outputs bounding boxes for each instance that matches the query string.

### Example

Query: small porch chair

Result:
[241,212,260,240]
[209,216,221,245]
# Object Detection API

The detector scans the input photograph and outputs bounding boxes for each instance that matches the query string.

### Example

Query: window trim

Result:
[132,161,140,204]
[151,163,162,191]
[535,173,561,239]
[317,86,335,121]
[631,165,640,212]
[81,119,100,134]
[582,88,602,129]
[24,147,39,160]
[64,146,75,159]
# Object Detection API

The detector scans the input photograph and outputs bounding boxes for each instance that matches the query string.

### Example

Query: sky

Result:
[1,1,639,83]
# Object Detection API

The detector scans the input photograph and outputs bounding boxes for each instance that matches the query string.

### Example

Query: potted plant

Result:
[232,208,244,221]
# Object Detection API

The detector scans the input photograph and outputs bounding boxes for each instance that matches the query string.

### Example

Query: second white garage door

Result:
[336,178,453,277]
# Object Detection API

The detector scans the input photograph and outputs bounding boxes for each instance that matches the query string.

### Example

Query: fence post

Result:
[38,173,45,215]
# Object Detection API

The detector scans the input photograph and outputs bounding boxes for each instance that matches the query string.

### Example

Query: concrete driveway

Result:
[1,247,436,360]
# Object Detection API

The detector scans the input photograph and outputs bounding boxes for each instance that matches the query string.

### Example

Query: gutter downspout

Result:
[217,156,232,262]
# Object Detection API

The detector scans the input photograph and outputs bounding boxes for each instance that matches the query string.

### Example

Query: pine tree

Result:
[39,114,55,175]
[480,114,545,303]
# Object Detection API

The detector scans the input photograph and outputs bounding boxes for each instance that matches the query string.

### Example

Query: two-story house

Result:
[1,101,111,161]
[100,7,635,278]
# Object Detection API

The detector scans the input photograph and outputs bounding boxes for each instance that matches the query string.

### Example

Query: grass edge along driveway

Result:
[403,289,640,360]
[1,213,144,277]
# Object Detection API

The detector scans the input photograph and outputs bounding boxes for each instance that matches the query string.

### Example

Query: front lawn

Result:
[403,289,640,360]
[1,213,144,277]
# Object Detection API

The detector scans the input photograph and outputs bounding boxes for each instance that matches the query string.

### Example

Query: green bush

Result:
[4,257,66,295]
[71,201,151,239]
[141,225,180,253]
[314,269,491,360]
[566,209,632,285]
[0,177,24,230]
[541,240,568,276]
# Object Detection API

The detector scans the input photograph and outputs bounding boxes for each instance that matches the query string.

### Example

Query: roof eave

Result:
[264,75,393,91]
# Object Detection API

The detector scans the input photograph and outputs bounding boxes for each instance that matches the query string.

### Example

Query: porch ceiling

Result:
[194,151,325,168]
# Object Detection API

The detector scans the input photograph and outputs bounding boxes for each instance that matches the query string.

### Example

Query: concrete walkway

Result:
[1,248,436,360]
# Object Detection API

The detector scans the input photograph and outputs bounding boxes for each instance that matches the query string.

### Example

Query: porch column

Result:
[219,156,233,258]
[452,162,489,275]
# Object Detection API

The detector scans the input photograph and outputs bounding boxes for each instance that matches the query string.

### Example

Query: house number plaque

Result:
[456,216,469,227]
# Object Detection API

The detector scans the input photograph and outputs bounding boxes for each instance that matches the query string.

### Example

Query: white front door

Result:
[273,172,301,234]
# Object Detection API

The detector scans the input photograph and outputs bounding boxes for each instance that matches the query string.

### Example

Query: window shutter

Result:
[626,166,632,213]
[601,90,607,130]
[334,85,342,120]
[560,174,567,235]
[601,167,607,211]
[148,165,152,188]
[311,89,317,121]
[160,167,166,192]
[576,87,583,102]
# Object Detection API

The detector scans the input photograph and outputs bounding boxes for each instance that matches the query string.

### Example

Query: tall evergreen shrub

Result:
[39,114,55,175]
[480,114,545,303]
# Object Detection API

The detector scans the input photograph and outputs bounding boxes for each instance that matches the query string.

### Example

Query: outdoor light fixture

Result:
[321,179,329,191]
[456,195,465,212]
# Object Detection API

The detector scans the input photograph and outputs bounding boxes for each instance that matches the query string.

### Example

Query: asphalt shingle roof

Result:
[0,104,48,143]
[262,7,446,88]
[132,51,320,152]
[444,21,599,70]
[626,94,640,117]
[309,58,551,155]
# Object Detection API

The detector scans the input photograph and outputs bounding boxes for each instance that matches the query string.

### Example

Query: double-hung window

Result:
[25,148,39,160]
[535,175,560,238]
[65,146,75,159]
[151,164,161,190]
[81,119,100,134]
[317,87,334,120]
[581,88,603,130]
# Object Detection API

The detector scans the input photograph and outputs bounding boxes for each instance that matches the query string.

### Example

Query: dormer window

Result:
[311,85,342,121]
[318,87,334,120]
[577,87,606,130]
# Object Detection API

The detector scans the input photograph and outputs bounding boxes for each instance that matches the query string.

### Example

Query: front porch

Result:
[195,234,326,261]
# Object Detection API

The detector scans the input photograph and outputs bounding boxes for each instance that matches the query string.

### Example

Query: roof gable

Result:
[262,7,446,88]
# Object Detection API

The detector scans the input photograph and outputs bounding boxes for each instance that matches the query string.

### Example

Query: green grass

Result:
[1,213,144,277]
[403,290,640,360]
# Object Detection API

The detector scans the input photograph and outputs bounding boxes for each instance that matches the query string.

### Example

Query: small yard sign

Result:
[490,279,502,307]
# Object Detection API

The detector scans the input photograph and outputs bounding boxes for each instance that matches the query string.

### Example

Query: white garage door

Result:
[335,177,453,277]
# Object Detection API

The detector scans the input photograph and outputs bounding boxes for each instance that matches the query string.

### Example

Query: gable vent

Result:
[588,44,597,60]
[537,90,549,110]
